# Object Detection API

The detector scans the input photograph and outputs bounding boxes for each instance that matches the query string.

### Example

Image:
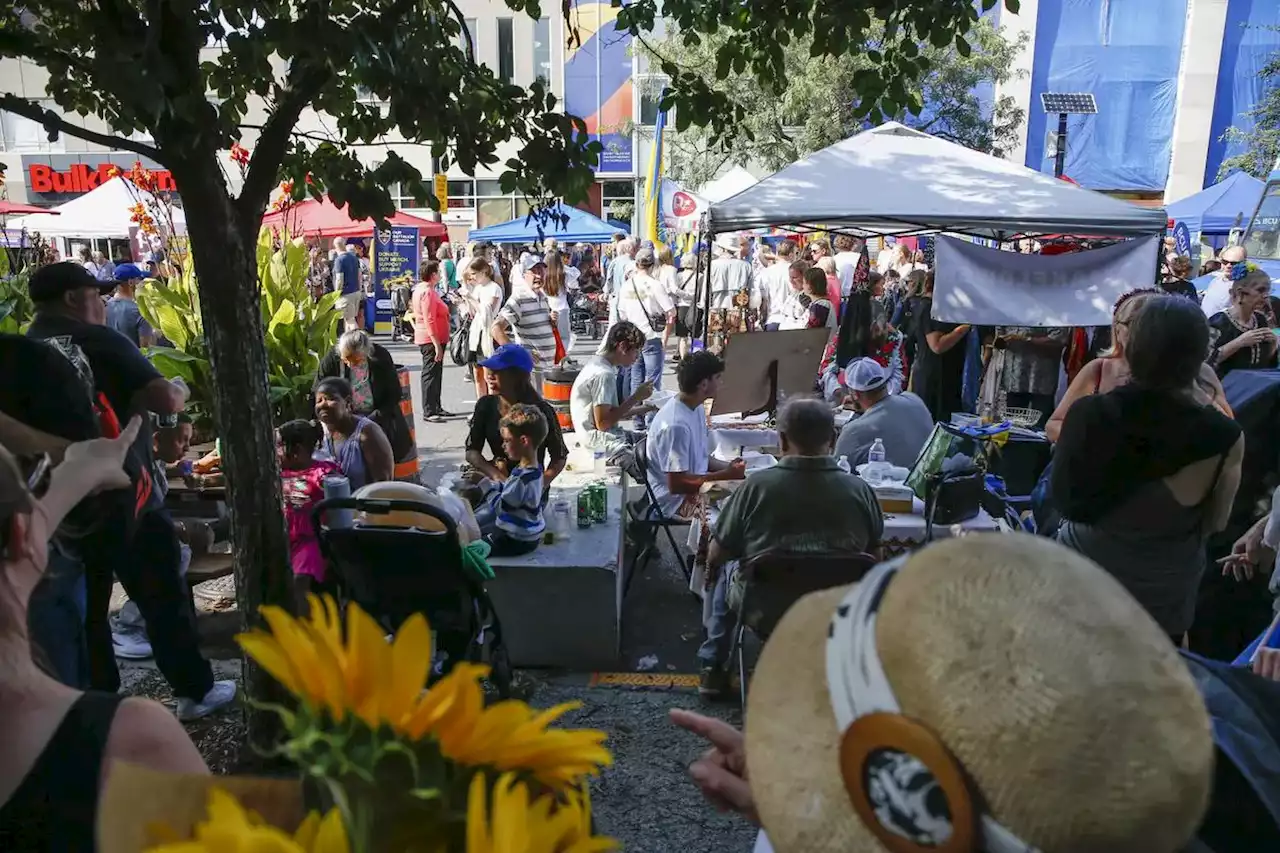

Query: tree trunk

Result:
[174,162,294,758]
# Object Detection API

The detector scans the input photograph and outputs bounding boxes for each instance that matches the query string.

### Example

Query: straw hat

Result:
[745,534,1213,853]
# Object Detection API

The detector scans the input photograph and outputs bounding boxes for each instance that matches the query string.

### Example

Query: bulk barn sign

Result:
[20,155,175,198]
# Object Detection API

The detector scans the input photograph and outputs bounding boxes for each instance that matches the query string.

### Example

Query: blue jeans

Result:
[630,338,665,426]
[29,539,89,688]
[697,570,732,668]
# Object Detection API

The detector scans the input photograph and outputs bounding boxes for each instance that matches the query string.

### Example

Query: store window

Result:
[447,180,475,209]
[0,101,65,152]
[637,76,672,126]
[601,180,635,229]
[533,18,552,86]
[461,18,478,58]
[497,18,514,84]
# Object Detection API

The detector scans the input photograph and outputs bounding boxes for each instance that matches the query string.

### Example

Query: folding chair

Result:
[617,436,692,598]
[726,550,878,706]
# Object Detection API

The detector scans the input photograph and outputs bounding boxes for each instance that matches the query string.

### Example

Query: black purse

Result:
[923,470,985,541]
[449,317,471,366]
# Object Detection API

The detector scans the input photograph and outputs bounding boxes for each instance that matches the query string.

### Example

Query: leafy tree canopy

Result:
[1219,30,1280,181]
[639,16,1027,188]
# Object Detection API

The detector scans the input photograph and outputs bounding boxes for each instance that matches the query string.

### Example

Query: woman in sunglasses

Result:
[0,417,208,851]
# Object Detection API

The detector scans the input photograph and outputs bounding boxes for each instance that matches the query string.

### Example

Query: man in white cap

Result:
[834,357,933,468]
[1201,244,1246,317]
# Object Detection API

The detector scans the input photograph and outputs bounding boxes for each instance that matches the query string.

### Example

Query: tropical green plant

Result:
[0,249,34,333]
[137,264,217,435]
[257,228,340,423]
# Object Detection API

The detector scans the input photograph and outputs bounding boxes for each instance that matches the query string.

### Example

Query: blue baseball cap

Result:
[114,262,147,281]
[479,343,534,374]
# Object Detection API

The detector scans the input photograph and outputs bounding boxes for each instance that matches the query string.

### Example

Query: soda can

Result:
[577,489,592,528]
[590,483,607,524]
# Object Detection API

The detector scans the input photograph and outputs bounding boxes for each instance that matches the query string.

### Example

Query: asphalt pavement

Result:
[386,334,759,852]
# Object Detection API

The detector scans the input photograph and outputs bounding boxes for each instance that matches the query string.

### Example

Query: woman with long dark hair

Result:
[1054,296,1242,642]
[910,272,970,422]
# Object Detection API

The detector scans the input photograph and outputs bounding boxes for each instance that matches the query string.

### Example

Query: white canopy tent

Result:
[697,166,761,205]
[707,123,1166,238]
[11,176,186,239]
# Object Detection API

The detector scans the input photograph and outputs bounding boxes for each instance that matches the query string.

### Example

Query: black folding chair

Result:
[726,550,878,706]
[617,436,692,598]
[312,497,513,697]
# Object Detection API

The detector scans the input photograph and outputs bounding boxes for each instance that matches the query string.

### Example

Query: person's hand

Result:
[633,381,654,402]
[669,709,758,824]
[727,458,747,480]
[1242,327,1275,347]
[549,310,559,324]
[1253,647,1280,681]
[60,415,142,493]
[434,346,445,363]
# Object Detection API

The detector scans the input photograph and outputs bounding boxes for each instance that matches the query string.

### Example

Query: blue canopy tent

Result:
[1167,171,1264,237]
[467,204,622,244]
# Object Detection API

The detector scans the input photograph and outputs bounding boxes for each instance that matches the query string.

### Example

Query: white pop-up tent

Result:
[11,176,185,239]
[708,123,1166,238]
[697,166,761,205]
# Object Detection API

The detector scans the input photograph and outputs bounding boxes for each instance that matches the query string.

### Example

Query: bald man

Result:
[1202,245,1247,318]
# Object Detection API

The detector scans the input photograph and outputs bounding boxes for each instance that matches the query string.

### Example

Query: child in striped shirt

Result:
[475,402,547,556]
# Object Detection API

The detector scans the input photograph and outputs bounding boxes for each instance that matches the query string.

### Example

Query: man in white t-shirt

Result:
[645,350,745,520]
[569,321,654,451]
[1201,244,1246,318]
[762,240,798,330]
[832,234,862,299]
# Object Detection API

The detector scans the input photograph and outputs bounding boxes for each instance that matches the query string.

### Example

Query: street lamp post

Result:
[1040,92,1098,179]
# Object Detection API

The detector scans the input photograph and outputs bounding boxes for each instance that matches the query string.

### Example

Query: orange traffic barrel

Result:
[394,365,420,482]
[542,365,578,432]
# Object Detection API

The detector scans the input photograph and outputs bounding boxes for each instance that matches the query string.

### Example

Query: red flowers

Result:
[230,142,251,166]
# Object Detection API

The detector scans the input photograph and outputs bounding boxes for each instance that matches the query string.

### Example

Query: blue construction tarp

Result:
[1026,0,1187,192]
[467,204,622,244]
[1205,1,1280,185]
[1167,171,1265,234]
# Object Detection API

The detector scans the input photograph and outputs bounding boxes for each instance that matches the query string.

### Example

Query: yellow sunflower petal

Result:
[260,607,327,705]
[310,808,350,853]
[383,613,433,727]
[467,772,490,853]
[235,632,305,697]
[296,617,349,723]
[403,662,488,740]
[344,601,390,728]
[293,811,321,850]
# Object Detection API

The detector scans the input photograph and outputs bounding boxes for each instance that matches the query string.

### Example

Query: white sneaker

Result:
[112,631,153,660]
[176,680,238,721]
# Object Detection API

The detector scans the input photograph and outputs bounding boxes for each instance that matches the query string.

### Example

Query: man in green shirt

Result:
[699,397,883,697]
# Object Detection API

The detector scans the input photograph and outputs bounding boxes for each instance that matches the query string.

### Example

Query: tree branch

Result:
[442,0,475,64]
[0,94,161,160]
[235,68,331,222]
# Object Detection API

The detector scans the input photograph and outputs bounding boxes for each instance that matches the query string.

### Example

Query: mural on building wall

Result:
[1025,0,1187,192]
[563,0,634,175]
[1205,0,1280,185]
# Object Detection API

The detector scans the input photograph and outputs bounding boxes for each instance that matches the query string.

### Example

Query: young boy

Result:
[474,403,547,557]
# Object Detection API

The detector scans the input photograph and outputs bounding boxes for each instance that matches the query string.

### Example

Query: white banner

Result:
[931,235,1161,327]
[660,180,708,233]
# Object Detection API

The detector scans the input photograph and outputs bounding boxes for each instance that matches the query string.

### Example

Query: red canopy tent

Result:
[260,197,446,239]
[0,200,58,216]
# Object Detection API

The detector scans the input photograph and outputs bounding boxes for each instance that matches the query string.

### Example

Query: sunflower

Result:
[145,788,348,853]
[237,596,611,788]
[467,773,616,853]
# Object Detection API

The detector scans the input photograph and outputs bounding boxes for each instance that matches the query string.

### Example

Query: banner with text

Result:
[932,235,1160,327]
[373,226,420,335]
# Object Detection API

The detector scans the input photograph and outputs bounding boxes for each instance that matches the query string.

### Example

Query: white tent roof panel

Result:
[10,176,185,239]
[708,123,1166,238]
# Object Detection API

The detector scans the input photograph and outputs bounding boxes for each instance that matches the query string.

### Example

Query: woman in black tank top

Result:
[0,420,208,851]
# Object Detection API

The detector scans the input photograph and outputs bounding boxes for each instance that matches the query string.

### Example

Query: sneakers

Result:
[176,679,238,721]
[112,631,153,660]
[423,413,445,424]
[698,665,731,699]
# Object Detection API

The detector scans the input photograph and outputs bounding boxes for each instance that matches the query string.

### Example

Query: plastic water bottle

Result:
[323,474,354,528]
[837,455,852,474]
[868,438,886,465]
[865,439,887,485]
[593,450,606,477]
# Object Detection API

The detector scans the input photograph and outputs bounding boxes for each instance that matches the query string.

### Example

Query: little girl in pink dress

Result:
[279,419,340,608]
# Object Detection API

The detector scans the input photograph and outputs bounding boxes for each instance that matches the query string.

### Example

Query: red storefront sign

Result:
[27,163,177,194]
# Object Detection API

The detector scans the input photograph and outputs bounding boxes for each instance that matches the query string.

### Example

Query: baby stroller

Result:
[389,283,413,342]
[312,496,513,697]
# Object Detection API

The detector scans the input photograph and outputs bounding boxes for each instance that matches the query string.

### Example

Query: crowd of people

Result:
[3,217,1280,850]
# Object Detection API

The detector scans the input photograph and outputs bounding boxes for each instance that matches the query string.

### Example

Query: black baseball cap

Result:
[28,261,114,302]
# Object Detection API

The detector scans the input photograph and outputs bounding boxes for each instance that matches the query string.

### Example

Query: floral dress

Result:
[282,459,340,581]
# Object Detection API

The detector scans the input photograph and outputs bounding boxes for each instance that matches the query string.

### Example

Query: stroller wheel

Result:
[489,644,514,699]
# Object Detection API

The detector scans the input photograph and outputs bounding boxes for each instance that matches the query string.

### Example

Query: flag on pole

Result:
[642,100,667,252]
